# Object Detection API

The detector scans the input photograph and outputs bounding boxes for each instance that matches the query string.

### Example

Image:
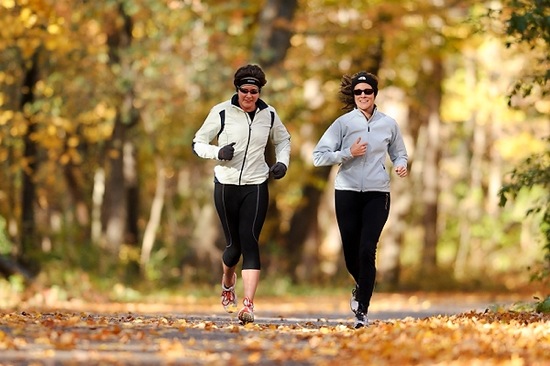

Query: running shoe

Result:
[221,273,237,313]
[238,297,254,324]
[350,284,359,314]
[354,303,368,329]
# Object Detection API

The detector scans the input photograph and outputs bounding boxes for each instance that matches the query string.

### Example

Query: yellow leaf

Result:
[47,24,60,35]
[2,0,16,9]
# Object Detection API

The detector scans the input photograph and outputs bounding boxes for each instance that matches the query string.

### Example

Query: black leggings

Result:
[214,182,269,270]
[335,190,390,312]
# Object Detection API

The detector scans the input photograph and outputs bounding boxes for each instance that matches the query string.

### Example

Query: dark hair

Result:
[339,71,379,111]
[233,64,267,89]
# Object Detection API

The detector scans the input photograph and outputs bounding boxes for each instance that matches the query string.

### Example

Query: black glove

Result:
[270,162,287,179]
[218,142,236,160]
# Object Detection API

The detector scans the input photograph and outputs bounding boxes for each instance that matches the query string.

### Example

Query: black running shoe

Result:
[354,304,368,329]
[350,284,359,314]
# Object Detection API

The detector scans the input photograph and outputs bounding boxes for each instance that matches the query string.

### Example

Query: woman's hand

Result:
[218,142,236,160]
[350,137,367,157]
[269,162,287,179]
[395,166,408,177]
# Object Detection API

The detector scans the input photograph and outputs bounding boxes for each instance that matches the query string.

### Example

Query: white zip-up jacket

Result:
[312,107,408,192]
[193,95,291,185]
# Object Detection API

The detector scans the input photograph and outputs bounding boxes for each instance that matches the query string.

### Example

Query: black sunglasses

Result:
[353,88,375,96]
[238,87,260,95]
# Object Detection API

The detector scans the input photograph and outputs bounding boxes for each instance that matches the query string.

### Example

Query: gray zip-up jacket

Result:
[193,95,291,185]
[312,107,408,192]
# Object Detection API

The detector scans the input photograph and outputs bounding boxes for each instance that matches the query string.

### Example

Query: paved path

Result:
[0,292,526,365]
[159,291,518,324]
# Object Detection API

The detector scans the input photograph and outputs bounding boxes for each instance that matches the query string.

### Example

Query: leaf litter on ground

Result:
[0,294,549,365]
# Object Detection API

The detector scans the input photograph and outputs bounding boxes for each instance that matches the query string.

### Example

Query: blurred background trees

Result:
[497,0,550,287]
[0,0,548,300]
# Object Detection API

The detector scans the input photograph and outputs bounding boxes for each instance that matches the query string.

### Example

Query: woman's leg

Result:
[222,262,237,288]
[357,192,390,312]
[214,183,242,271]
[335,190,363,283]
[214,183,241,311]
[239,182,269,302]
[241,269,260,301]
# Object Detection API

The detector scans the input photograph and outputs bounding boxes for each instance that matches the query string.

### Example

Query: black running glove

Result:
[270,162,287,179]
[218,142,236,160]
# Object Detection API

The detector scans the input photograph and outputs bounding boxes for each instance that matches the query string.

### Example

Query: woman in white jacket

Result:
[193,64,291,324]
[312,71,408,328]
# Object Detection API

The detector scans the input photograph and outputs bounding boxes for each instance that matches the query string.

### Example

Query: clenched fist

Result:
[270,162,287,179]
[218,142,236,161]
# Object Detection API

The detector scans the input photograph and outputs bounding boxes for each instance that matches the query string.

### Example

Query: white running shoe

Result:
[221,273,238,313]
[237,297,254,324]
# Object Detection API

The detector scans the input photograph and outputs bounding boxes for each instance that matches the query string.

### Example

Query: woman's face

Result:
[353,82,375,112]
[237,84,260,112]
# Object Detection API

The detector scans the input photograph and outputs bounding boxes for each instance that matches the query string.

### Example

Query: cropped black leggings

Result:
[335,190,390,312]
[214,182,269,270]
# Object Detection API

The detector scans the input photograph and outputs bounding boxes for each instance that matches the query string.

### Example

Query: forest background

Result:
[0,0,548,306]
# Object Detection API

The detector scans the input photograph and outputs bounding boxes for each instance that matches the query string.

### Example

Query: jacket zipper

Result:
[362,112,371,192]
[238,112,253,184]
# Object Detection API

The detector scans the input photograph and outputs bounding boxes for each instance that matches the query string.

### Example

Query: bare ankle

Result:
[223,273,235,288]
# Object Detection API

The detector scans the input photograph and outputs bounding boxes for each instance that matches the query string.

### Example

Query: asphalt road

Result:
[0,292,526,365]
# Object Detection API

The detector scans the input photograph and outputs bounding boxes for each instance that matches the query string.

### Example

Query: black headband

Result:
[352,74,378,96]
[236,77,262,88]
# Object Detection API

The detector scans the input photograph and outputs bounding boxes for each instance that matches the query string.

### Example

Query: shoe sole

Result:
[354,319,369,329]
[224,304,238,313]
[238,312,254,324]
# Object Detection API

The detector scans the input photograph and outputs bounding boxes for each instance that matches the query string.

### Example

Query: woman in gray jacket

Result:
[312,71,408,328]
[193,64,291,324]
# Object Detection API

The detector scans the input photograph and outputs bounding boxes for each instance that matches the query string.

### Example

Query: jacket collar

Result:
[354,105,378,120]
[231,94,269,111]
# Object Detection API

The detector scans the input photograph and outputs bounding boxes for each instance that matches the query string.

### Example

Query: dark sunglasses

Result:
[353,88,375,96]
[238,87,260,95]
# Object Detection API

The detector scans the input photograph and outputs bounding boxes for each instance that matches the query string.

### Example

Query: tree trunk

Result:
[63,157,90,227]
[101,4,139,255]
[124,139,139,246]
[19,51,40,273]
[454,56,488,278]
[101,117,127,253]
[417,57,444,276]
[284,166,331,282]
[140,156,165,268]
[377,87,412,288]
[253,0,298,67]
[251,0,299,278]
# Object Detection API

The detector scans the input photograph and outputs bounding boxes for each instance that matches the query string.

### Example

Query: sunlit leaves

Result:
[0,0,547,286]
[506,0,550,45]
[498,0,550,99]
